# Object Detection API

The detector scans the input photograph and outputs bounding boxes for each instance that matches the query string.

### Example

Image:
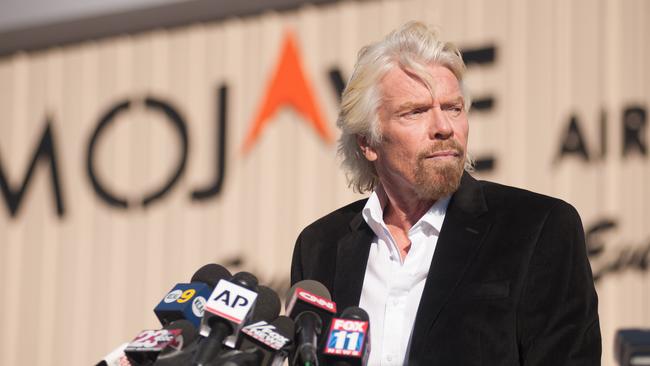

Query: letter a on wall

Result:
[241,30,333,153]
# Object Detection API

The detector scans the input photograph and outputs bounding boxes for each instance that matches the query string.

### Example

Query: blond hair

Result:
[337,21,472,193]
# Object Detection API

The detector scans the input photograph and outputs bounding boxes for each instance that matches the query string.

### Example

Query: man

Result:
[291,21,601,365]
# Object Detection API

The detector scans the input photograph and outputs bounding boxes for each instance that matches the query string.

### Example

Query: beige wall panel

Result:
[502,0,529,188]
[2,55,28,366]
[1,1,650,365]
[598,11,624,360]
[644,0,650,328]
[465,0,507,185]
[70,44,103,366]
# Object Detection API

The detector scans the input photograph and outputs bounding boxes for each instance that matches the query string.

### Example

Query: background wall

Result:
[0,0,648,365]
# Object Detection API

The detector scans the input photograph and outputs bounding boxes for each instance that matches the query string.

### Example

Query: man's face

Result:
[360,64,469,201]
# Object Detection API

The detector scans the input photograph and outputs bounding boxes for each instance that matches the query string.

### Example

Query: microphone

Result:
[192,271,259,365]
[294,312,321,366]
[322,307,370,366]
[267,316,296,366]
[211,348,262,366]
[615,329,650,366]
[250,286,282,323]
[228,284,282,351]
[150,319,200,366]
[156,319,199,359]
[236,315,295,366]
[124,319,198,366]
[156,274,275,366]
[154,264,232,328]
[285,280,337,366]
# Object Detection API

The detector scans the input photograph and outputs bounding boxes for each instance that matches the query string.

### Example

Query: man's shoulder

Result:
[292,199,368,284]
[299,198,368,239]
[475,178,579,219]
[478,179,555,202]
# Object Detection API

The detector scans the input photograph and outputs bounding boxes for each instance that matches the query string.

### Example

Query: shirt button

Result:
[386,355,394,362]
[392,299,400,306]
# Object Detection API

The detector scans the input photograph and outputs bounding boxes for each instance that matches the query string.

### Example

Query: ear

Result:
[356,134,378,161]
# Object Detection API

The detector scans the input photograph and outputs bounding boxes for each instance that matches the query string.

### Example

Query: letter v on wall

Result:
[241,30,333,153]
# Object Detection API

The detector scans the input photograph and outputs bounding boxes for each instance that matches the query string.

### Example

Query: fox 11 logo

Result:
[324,319,368,357]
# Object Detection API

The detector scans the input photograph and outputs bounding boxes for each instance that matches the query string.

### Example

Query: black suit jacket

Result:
[291,173,601,365]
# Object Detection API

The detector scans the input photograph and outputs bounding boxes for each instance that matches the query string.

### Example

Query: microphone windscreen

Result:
[232,271,258,291]
[340,306,369,322]
[251,286,281,322]
[162,319,198,349]
[285,280,331,305]
[270,315,295,340]
[191,264,231,287]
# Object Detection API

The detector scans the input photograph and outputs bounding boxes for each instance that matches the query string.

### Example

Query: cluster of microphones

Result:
[96,263,370,366]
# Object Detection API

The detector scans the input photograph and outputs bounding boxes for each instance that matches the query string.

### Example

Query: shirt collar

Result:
[362,186,451,238]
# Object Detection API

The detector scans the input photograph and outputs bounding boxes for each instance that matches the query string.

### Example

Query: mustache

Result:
[417,139,465,159]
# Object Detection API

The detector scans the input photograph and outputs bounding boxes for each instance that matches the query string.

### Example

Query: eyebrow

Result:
[441,96,465,106]
[394,101,432,114]
[394,96,465,113]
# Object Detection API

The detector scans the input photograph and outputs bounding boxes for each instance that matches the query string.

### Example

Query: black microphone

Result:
[192,271,259,366]
[266,316,296,366]
[154,264,232,328]
[233,315,295,366]
[151,320,201,366]
[285,280,337,366]
[322,307,370,366]
[615,329,650,366]
[226,284,283,352]
[295,312,321,366]
[156,319,199,359]
[124,319,198,366]
[191,264,232,288]
[212,348,262,366]
[250,286,282,323]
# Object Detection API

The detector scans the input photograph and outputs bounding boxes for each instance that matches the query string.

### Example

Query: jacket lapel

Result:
[333,212,374,311]
[410,173,492,354]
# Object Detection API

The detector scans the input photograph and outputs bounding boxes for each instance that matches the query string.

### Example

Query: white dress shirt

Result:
[358,190,450,366]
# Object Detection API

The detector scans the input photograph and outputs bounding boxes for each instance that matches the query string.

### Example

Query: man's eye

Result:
[446,105,463,116]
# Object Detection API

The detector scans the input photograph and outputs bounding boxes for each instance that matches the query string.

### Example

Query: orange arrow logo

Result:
[241,31,333,153]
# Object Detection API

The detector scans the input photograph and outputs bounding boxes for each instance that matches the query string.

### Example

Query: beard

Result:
[413,139,465,201]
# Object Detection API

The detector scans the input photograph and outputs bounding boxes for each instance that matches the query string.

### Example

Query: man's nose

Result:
[429,108,453,139]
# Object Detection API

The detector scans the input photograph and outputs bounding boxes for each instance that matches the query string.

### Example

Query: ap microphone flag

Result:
[193,272,259,365]
[201,277,258,334]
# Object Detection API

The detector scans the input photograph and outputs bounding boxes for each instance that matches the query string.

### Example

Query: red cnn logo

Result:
[298,289,336,312]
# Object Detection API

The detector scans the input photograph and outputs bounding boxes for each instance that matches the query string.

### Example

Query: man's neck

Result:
[377,185,434,234]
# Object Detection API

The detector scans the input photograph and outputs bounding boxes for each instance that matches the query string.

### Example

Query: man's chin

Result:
[414,162,464,201]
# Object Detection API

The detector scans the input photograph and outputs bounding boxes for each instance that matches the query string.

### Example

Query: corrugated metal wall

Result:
[0,0,649,364]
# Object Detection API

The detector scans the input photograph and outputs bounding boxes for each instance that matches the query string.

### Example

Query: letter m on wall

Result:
[0,120,65,217]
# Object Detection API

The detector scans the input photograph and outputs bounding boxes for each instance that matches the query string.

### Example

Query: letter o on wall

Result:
[86,97,189,209]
